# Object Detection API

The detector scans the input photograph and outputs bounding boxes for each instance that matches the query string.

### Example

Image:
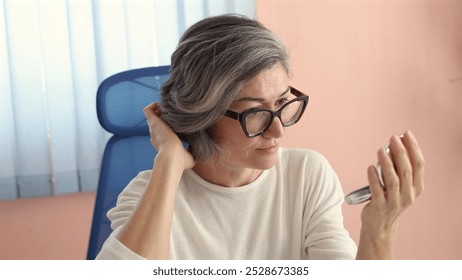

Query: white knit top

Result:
[96,148,357,260]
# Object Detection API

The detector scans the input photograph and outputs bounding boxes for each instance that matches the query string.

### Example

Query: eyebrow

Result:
[234,87,290,102]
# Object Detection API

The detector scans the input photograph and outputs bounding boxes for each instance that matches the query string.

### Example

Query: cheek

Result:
[212,118,255,150]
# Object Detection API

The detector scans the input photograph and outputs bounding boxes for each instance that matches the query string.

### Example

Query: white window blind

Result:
[0,0,255,200]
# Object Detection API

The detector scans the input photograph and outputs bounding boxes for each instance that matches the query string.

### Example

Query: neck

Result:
[192,160,262,188]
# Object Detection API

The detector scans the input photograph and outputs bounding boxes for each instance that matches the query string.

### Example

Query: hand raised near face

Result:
[361,131,425,232]
[143,102,195,170]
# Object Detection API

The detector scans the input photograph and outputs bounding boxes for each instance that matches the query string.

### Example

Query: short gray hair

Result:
[160,14,291,162]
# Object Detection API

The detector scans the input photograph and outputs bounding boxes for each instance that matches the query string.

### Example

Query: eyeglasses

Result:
[224,86,309,138]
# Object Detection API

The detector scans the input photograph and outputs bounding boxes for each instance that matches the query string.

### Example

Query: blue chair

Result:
[87,66,170,259]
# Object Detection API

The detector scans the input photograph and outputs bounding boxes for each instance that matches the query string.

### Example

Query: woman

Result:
[96,14,425,260]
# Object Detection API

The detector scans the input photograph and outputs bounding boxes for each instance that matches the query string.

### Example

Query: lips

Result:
[258,143,279,153]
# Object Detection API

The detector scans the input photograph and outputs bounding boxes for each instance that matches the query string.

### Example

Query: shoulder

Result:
[279,147,332,171]
[278,147,341,194]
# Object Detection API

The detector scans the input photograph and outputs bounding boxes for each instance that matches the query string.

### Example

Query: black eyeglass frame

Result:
[224,86,309,138]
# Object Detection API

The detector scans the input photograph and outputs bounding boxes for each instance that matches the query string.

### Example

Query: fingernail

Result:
[393,134,404,144]
[407,130,414,139]
[380,147,388,156]
[368,165,376,174]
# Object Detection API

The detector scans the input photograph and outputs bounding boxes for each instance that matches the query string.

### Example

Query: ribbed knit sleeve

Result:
[95,171,152,260]
[299,151,357,259]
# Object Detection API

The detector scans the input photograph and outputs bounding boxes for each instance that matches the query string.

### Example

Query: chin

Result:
[252,154,279,170]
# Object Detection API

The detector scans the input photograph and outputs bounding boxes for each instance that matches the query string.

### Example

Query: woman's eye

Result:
[276,98,289,107]
[240,107,262,115]
[249,106,263,111]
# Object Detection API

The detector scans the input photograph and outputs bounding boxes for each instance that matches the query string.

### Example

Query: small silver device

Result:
[345,134,403,205]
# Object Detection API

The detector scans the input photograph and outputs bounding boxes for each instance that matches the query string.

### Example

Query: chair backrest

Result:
[87,66,170,259]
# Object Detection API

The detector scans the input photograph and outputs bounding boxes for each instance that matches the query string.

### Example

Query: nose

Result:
[262,116,284,139]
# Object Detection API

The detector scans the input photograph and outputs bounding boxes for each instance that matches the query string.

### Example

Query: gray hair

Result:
[160,14,291,162]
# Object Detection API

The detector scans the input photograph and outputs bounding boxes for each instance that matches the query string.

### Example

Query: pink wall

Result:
[257,0,462,259]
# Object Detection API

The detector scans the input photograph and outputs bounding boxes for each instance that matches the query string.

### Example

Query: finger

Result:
[367,165,385,203]
[144,103,155,133]
[143,102,161,118]
[402,131,425,197]
[388,134,414,207]
[144,102,164,132]
[143,102,164,148]
[377,146,400,205]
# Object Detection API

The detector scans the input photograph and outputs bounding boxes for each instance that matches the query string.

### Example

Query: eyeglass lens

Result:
[245,99,304,135]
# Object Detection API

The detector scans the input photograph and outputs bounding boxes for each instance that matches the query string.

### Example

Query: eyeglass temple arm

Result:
[224,110,240,120]
[290,86,305,97]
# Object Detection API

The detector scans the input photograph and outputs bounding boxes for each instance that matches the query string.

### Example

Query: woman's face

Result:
[212,62,290,171]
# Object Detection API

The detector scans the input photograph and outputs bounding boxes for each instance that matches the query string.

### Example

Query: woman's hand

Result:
[356,131,425,259]
[361,131,425,232]
[143,102,195,170]
[118,102,195,259]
